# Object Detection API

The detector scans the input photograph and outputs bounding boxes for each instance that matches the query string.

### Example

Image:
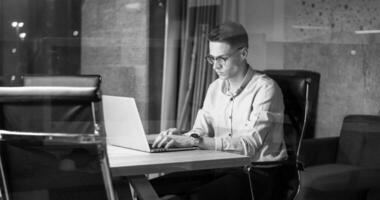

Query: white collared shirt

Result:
[190,67,287,162]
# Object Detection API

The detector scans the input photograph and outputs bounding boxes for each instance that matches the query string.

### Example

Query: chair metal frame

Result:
[0,75,116,200]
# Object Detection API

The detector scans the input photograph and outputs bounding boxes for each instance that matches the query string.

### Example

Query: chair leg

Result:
[114,177,134,200]
[128,175,160,200]
[245,166,255,200]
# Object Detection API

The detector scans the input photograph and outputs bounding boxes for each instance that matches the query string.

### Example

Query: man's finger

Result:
[157,136,169,148]
[152,135,162,148]
[164,139,174,149]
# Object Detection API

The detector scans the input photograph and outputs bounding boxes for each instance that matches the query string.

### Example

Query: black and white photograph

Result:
[0,0,379,200]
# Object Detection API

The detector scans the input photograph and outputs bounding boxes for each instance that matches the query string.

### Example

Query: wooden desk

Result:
[107,145,251,200]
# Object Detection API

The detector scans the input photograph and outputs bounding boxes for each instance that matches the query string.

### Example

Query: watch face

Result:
[190,133,200,139]
[189,133,200,147]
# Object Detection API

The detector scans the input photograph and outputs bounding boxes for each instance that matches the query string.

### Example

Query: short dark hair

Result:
[208,21,249,48]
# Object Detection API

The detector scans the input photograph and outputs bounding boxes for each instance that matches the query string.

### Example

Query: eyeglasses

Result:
[205,47,243,65]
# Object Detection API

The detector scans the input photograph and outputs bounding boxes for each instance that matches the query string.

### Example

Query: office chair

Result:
[297,115,380,200]
[0,75,118,200]
[247,70,320,200]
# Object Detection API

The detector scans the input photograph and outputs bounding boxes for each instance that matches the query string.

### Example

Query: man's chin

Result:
[217,74,227,80]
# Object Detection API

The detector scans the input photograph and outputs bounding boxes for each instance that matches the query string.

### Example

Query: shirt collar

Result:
[221,65,254,97]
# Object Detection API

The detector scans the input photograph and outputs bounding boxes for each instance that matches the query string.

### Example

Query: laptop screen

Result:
[102,95,151,152]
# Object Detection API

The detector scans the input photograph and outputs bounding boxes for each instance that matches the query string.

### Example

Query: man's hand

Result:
[152,128,194,148]
[159,128,182,136]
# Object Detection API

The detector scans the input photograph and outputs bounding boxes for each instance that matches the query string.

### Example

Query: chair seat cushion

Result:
[298,164,380,200]
[337,115,380,168]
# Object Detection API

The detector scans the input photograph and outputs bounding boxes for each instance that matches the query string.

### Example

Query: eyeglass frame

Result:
[205,46,245,65]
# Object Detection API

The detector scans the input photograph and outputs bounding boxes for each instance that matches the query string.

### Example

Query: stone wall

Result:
[284,0,380,137]
[81,0,151,130]
[242,0,380,137]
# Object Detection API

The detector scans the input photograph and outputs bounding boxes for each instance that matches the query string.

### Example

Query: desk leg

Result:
[128,175,160,200]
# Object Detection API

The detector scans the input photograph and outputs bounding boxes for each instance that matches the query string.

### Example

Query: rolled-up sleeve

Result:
[191,109,213,137]
[188,85,215,137]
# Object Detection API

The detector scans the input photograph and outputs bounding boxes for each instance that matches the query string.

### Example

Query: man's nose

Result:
[212,62,222,70]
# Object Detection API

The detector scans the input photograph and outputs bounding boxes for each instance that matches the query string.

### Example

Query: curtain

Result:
[160,0,183,130]
[220,0,240,22]
[176,0,219,130]
[161,0,240,131]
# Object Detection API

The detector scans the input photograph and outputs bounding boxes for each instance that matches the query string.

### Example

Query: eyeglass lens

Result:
[205,47,243,65]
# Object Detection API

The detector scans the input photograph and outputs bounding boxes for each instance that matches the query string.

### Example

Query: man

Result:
[152,21,287,200]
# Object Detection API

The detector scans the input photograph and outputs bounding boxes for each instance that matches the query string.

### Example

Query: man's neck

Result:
[228,63,249,92]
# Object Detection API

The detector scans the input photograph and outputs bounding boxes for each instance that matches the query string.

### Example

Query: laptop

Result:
[102,95,197,153]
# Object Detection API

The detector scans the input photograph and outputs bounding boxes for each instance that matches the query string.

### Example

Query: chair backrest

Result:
[0,75,116,200]
[337,114,380,168]
[249,70,320,200]
[263,70,320,162]
[0,75,101,134]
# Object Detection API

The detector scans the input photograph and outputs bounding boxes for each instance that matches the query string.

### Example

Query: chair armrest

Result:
[0,130,104,144]
[299,137,339,167]
[251,160,290,167]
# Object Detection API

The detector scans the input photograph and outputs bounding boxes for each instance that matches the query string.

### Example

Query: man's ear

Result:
[241,47,248,59]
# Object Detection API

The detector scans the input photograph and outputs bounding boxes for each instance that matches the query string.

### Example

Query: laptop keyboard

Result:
[148,144,197,152]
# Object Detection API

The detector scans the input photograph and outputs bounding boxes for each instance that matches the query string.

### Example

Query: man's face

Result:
[208,41,243,80]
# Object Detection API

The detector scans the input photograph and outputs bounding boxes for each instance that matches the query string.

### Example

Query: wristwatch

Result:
[190,133,201,147]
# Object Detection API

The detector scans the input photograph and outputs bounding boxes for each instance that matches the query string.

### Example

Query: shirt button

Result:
[229,116,232,119]
[228,133,232,136]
